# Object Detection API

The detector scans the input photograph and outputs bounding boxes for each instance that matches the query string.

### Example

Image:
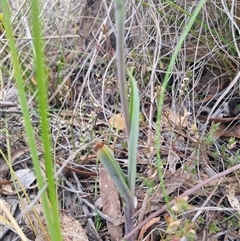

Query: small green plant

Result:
[209,135,240,167]
[227,153,240,167]
[142,179,155,195]
[95,210,103,231]
[197,215,205,225]
[163,197,196,241]
[227,137,236,149]
[205,122,220,147]
[208,221,219,234]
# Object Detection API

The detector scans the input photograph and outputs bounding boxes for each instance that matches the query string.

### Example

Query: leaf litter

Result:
[99,163,123,241]
[1,0,240,240]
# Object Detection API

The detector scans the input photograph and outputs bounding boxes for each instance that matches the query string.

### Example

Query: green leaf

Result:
[127,68,140,195]
[94,141,132,203]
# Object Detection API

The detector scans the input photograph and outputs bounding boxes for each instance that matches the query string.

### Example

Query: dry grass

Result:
[1,0,240,240]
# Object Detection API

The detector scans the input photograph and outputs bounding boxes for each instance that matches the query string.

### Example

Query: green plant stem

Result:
[114,0,130,137]
[124,200,135,238]
[113,1,136,240]
[30,1,62,240]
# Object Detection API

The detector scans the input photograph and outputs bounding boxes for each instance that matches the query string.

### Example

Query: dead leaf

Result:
[61,214,89,241]
[13,169,36,192]
[162,106,191,128]
[221,124,240,139]
[99,163,123,241]
[212,123,226,139]
[213,123,240,139]
[20,198,89,241]
[0,162,9,180]
[0,147,29,179]
[19,198,49,240]
[0,88,19,102]
[1,184,14,195]
[138,217,159,240]
[108,113,126,130]
[0,199,13,230]
[168,151,181,173]
[0,179,12,186]
[226,183,240,214]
